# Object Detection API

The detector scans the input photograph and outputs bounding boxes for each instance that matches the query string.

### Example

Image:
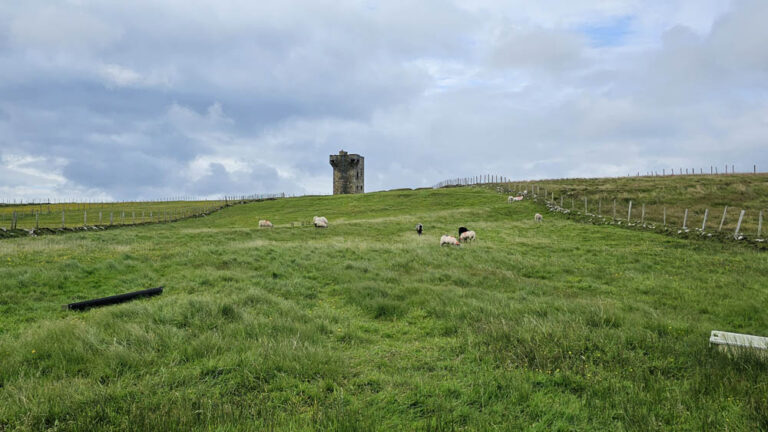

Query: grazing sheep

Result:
[258,220,273,228]
[440,235,460,246]
[508,195,524,203]
[458,226,469,237]
[534,213,543,222]
[313,216,328,228]
[416,223,423,235]
[459,230,476,242]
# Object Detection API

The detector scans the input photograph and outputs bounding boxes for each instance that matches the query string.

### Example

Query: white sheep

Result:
[508,196,524,203]
[459,230,476,242]
[440,235,460,246]
[313,216,329,228]
[258,220,273,228]
[534,213,543,222]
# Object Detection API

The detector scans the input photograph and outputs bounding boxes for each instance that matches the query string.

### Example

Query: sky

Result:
[1,0,767,201]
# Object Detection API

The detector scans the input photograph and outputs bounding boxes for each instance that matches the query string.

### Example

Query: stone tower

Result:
[329,150,364,194]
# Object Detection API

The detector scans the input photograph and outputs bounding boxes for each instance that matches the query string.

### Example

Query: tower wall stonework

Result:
[329,150,364,195]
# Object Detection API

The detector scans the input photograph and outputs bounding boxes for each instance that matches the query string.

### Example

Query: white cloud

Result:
[8,6,122,52]
[99,64,143,87]
[489,26,587,71]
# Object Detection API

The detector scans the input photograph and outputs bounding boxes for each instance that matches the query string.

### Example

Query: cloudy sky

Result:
[1,0,767,200]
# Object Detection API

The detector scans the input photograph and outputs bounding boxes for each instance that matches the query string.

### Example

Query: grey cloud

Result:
[191,162,288,197]
[0,1,767,200]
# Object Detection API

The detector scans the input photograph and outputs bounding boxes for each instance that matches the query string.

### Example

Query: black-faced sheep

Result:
[416,223,423,235]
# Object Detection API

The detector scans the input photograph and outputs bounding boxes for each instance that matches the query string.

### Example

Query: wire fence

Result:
[510,183,766,244]
[627,164,759,177]
[0,192,291,236]
[433,174,511,188]
[432,173,766,244]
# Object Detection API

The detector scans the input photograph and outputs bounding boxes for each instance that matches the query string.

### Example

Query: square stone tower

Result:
[329,150,364,194]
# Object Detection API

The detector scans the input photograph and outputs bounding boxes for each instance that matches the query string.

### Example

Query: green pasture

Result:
[0,200,227,229]
[524,173,768,233]
[1,187,766,430]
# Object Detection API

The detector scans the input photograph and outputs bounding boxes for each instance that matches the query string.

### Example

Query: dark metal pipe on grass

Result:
[64,287,163,310]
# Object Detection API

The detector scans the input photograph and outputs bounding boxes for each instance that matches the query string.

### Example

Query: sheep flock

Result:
[257,193,541,248]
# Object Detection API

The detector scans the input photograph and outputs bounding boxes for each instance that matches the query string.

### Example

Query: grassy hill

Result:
[523,173,768,234]
[1,187,767,430]
[0,200,227,230]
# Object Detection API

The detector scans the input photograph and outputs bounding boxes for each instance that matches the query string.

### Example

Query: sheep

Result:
[508,195,524,203]
[258,220,273,228]
[458,226,469,237]
[313,216,328,228]
[459,230,476,242]
[440,235,460,246]
[416,223,423,235]
[534,213,543,222]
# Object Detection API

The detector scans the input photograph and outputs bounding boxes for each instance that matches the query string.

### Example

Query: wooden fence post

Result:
[734,210,745,239]
[132,211,135,224]
[663,207,666,226]
[598,200,601,216]
[62,210,65,228]
[682,209,688,229]
[758,211,763,238]
[110,212,114,225]
[84,210,87,227]
[11,211,17,230]
[613,200,616,220]
[702,209,709,231]
[560,196,563,207]
[35,211,39,229]
[99,211,102,225]
[584,197,588,214]
[719,206,728,231]
[641,204,646,226]
[627,201,632,222]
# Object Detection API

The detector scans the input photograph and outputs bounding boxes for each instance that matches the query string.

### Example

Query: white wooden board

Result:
[710,330,768,350]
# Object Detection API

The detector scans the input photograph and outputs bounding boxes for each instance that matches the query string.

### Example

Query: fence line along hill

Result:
[435,172,768,244]
[0,194,291,236]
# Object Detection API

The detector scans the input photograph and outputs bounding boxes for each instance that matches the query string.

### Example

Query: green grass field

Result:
[0,200,227,230]
[524,173,768,234]
[1,187,767,430]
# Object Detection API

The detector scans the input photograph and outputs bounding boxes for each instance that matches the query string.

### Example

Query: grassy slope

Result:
[1,187,767,430]
[0,200,227,230]
[525,173,768,233]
